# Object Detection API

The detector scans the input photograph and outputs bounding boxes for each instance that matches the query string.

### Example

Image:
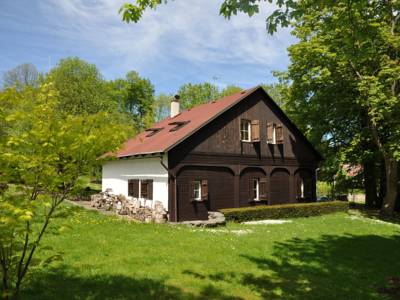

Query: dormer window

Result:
[169,121,190,132]
[241,119,251,142]
[145,127,163,137]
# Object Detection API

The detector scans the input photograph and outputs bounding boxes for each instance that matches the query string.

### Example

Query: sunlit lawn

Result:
[22,205,400,300]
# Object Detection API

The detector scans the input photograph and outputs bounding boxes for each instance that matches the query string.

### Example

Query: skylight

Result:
[168,121,190,132]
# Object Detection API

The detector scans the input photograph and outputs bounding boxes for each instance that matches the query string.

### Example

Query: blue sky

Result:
[0,0,296,94]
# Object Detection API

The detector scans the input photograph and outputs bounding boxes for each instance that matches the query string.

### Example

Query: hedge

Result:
[220,201,349,222]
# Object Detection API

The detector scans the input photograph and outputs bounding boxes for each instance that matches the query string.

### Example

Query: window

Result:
[241,120,251,141]
[145,127,163,137]
[169,121,190,132]
[300,180,304,198]
[253,179,259,201]
[267,123,283,144]
[272,124,276,144]
[128,179,153,200]
[193,181,201,201]
[141,180,149,199]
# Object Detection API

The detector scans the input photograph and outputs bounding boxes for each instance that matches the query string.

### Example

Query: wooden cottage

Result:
[102,86,322,222]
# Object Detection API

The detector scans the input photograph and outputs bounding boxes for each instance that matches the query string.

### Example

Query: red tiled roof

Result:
[113,86,260,158]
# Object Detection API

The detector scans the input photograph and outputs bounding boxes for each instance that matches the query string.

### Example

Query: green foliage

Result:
[316,181,332,197]
[21,206,400,299]
[0,83,133,297]
[177,82,242,109]
[153,93,171,122]
[177,82,221,109]
[221,201,349,222]
[45,57,117,115]
[107,71,155,130]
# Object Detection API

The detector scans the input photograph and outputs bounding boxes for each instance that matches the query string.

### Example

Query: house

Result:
[102,86,322,222]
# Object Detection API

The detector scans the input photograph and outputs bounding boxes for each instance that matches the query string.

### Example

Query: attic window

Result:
[168,121,190,132]
[145,127,163,137]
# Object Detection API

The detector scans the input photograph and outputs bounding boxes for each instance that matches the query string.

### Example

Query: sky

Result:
[0,0,296,94]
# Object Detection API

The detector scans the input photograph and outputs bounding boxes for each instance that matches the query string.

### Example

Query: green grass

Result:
[22,205,400,300]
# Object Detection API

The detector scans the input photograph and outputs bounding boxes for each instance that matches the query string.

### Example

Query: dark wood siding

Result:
[168,88,320,222]
[175,166,234,221]
[239,167,267,206]
[270,168,290,204]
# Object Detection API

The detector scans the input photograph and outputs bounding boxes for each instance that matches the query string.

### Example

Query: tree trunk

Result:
[380,156,398,215]
[364,160,378,207]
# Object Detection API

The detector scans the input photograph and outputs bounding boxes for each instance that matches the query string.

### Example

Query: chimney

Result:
[170,95,180,118]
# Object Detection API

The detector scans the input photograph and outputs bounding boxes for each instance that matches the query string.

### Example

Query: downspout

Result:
[315,167,320,201]
[159,153,177,222]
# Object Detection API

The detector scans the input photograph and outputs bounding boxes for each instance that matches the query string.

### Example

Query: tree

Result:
[121,1,400,214]
[154,93,172,121]
[219,85,242,97]
[177,82,220,109]
[0,84,132,298]
[45,57,117,115]
[2,64,39,89]
[107,71,155,130]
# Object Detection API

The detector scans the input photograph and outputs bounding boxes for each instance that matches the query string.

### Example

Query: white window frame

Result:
[300,180,304,198]
[253,178,260,201]
[241,120,251,142]
[194,181,202,201]
[272,123,277,144]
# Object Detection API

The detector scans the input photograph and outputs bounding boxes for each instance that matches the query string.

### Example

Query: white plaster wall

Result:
[102,155,169,209]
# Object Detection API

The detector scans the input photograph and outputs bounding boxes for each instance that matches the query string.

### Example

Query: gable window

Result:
[272,124,277,144]
[193,181,201,201]
[241,119,251,142]
[267,122,284,144]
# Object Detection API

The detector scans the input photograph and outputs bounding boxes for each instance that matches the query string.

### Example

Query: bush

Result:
[220,201,349,222]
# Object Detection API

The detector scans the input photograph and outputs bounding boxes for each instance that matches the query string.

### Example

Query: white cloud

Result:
[38,0,295,91]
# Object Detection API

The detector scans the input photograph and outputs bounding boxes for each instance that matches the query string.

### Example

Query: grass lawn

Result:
[22,205,400,300]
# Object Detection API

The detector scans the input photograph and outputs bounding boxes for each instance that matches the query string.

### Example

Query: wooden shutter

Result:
[259,178,267,200]
[276,124,284,144]
[267,122,273,144]
[249,179,254,200]
[201,179,208,201]
[147,179,153,200]
[128,179,139,198]
[251,120,260,142]
[141,180,148,199]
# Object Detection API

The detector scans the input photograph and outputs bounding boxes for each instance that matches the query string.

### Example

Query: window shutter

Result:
[141,180,148,199]
[147,179,153,200]
[276,124,284,144]
[128,179,139,198]
[249,179,254,200]
[259,178,267,200]
[267,122,273,144]
[251,120,260,142]
[201,179,208,201]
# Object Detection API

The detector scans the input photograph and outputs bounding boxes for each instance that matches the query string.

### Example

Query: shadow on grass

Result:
[183,234,400,299]
[22,266,239,300]
[349,203,400,225]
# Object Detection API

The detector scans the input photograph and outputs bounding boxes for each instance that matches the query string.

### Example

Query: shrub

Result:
[220,201,349,222]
